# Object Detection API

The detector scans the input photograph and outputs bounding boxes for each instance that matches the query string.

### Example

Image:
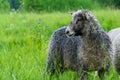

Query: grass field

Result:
[0,9,120,80]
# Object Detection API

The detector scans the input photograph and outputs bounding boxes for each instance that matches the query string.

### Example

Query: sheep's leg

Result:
[81,72,89,80]
[98,68,105,80]
[46,60,55,80]
[77,61,89,80]
[77,69,89,80]
[46,63,61,80]
[47,48,63,80]
[47,60,63,80]
[43,62,54,80]
[46,60,57,79]
[105,62,110,74]
[98,61,110,80]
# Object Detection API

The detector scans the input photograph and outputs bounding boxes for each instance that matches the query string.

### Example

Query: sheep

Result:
[46,27,82,80]
[108,28,120,75]
[112,33,120,75]
[108,28,120,41]
[65,10,112,80]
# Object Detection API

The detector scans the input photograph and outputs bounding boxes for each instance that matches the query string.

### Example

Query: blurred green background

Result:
[0,0,120,12]
[0,0,120,80]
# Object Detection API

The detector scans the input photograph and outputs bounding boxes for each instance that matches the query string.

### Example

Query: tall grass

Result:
[0,0,10,12]
[23,0,100,12]
[0,0,119,12]
[23,0,120,12]
[0,10,120,80]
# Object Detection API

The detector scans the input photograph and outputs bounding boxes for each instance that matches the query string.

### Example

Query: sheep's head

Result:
[65,10,91,37]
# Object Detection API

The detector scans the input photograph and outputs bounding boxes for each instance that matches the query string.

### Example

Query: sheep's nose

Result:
[65,30,69,34]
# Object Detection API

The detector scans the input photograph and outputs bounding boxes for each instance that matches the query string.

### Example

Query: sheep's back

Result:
[48,27,82,70]
[113,33,120,74]
[108,28,120,41]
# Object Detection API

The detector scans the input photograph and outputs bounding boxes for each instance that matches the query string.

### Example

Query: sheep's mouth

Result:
[66,33,75,37]
[65,26,75,37]
[74,31,83,36]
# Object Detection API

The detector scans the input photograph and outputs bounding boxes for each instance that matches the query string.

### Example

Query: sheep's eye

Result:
[78,18,82,21]
[76,20,79,24]
[76,18,82,24]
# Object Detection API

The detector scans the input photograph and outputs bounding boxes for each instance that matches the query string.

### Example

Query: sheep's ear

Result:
[82,11,90,21]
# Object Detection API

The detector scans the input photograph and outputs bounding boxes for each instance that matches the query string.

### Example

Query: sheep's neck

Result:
[82,19,102,50]
[82,33,100,47]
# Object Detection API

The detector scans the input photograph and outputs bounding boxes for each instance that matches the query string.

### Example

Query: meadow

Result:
[0,9,120,80]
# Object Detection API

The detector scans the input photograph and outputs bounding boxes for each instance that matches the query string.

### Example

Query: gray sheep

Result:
[112,33,120,75]
[108,28,120,41]
[65,10,112,80]
[46,27,82,80]
[108,28,120,75]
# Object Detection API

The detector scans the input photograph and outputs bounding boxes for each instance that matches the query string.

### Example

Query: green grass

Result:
[0,9,120,80]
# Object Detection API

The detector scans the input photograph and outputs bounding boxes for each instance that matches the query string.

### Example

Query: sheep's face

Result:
[65,10,91,37]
